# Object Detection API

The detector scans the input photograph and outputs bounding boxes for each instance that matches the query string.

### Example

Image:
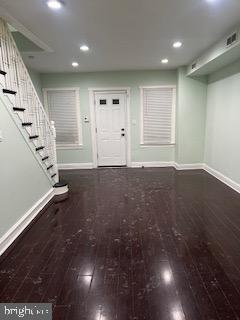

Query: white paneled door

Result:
[95,92,127,166]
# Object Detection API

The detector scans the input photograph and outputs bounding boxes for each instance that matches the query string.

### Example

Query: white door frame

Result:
[89,87,131,168]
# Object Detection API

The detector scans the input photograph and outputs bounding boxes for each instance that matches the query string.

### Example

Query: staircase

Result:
[0,18,65,190]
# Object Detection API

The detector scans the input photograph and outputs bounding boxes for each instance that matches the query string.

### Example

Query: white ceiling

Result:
[1,0,240,72]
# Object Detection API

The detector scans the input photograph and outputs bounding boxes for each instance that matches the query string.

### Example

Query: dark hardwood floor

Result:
[1,168,240,319]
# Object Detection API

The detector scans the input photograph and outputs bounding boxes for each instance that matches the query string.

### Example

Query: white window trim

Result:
[43,87,83,149]
[140,85,176,146]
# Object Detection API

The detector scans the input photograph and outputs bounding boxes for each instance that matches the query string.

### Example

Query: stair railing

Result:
[0,18,59,184]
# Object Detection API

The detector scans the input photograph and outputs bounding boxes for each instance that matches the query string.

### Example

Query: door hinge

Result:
[95,128,97,133]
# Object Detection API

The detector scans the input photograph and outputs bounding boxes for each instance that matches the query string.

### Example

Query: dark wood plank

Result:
[0,168,240,320]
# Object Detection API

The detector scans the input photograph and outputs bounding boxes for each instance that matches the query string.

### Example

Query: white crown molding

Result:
[58,163,94,170]
[0,188,55,256]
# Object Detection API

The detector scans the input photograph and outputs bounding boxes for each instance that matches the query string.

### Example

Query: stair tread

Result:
[13,107,25,112]
[0,70,7,76]
[47,165,53,170]
[42,156,49,161]
[22,122,33,126]
[36,146,45,151]
[54,180,68,188]
[3,89,17,95]
[51,173,57,178]
[29,135,39,139]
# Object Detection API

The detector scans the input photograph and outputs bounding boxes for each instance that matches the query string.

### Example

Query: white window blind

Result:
[141,86,176,145]
[45,89,82,147]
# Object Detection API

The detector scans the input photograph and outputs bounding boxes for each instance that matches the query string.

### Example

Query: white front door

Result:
[95,92,127,166]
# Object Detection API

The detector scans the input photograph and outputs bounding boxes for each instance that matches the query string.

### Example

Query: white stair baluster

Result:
[0,18,59,185]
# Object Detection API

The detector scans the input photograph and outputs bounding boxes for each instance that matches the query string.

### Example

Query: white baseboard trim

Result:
[204,164,240,194]
[174,163,204,170]
[130,162,240,194]
[131,161,204,170]
[58,161,205,171]
[0,188,55,256]
[131,161,175,168]
[58,162,94,170]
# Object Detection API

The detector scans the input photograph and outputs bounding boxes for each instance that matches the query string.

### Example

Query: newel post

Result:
[51,120,59,183]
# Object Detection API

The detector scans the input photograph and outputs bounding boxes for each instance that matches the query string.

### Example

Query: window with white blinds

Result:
[44,88,82,147]
[141,86,176,145]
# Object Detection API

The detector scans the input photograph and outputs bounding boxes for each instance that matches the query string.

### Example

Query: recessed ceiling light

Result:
[47,0,63,10]
[173,41,182,48]
[72,62,79,67]
[161,58,169,64]
[80,45,89,52]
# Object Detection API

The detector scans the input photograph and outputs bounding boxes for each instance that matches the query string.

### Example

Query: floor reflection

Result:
[161,267,173,285]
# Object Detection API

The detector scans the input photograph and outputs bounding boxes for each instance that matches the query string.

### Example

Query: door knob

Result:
[121,128,125,131]
[121,133,125,137]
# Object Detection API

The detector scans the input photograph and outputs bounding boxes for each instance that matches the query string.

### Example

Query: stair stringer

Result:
[0,91,54,184]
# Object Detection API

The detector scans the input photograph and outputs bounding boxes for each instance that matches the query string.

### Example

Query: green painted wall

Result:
[205,60,240,184]
[0,96,52,238]
[41,70,178,164]
[176,68,208,164]
[28,68,44,103]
